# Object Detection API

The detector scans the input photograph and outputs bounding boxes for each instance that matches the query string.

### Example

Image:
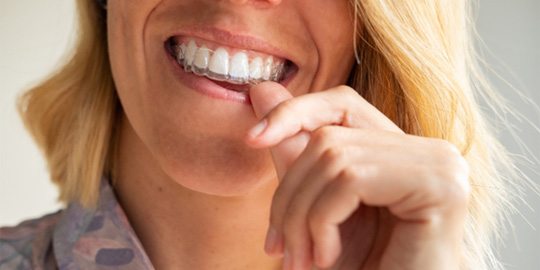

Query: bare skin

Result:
[114,116,283,269]
[109,0,469,269]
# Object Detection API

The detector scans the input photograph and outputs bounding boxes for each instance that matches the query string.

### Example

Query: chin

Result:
[156,137,277,197]
[163,162,277,197]
[170,172,275,197]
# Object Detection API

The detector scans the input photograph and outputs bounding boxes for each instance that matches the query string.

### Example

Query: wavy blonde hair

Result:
[18,0,514,269]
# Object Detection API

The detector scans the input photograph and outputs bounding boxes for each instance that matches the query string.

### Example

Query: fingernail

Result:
[283,248,292,270]
[264,226,278,254]
[248,119,268,139]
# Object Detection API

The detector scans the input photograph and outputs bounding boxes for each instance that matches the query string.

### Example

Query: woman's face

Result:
[108,0,356,195]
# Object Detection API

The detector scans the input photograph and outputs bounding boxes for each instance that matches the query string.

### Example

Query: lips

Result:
[165,35,297,92]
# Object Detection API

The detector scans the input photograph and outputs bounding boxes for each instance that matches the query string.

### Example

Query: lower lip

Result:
[166,51,251,105]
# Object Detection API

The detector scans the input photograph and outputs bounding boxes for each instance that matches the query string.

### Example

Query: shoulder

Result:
[0,211,63,269]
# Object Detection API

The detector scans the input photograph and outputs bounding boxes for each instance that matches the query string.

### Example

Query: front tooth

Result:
[249,57,263,80]
[208,47,229,76]
[229,52,249,82]
[262,57,273,80]
[185,40,197,67]
[193,45,210,71]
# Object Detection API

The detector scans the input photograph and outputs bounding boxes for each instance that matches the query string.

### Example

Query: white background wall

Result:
[1,0,74,225]
[1,0,538,269]
[475,1,540,268]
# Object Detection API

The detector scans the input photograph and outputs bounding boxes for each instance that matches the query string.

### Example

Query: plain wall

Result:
[1,0,538,269]
[475,1,540,268]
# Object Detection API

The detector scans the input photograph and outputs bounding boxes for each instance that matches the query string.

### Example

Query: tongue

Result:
[213,80,251,92]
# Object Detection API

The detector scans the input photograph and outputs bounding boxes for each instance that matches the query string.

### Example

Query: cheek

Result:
[107,1,156,92]
[302,0,356,90]
[107,0,162,142]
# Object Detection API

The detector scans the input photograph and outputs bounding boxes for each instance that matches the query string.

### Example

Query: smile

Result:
[165,36,297,90]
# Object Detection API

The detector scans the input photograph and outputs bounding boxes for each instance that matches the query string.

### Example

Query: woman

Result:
[0,0,513,269]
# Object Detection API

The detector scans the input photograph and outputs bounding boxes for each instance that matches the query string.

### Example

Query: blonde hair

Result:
[18,0,118,208]
[18,0,515,269]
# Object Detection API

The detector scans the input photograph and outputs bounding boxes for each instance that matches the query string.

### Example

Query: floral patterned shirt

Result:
[0,179,155,270]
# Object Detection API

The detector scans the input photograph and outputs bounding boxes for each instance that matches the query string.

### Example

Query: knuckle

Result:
[330,174,363,212]
[335,85,358,98]
[448,179,471,205]
[274,99,299,118]
[442,156,470,186]
[310,126,338,147]
[404,140,471,215]
[320,147,346,168]
[336,85,362,106]
[429,139,469,178]
[436,178,470,210]
[446,159,471,203]
[340,166,360,181]
[340,164,377,183]
[439,139,460,152]
[434,139,461,160]
[423,167,470,208]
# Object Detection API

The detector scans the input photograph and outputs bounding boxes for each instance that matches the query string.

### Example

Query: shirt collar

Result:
[53,178,155,269]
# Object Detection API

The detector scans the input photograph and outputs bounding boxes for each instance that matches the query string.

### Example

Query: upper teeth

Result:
[174,39,286,85]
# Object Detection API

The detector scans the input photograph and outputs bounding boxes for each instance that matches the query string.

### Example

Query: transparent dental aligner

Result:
[174,40,286,85]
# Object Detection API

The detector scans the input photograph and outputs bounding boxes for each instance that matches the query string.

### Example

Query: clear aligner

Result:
[174,40,286,85]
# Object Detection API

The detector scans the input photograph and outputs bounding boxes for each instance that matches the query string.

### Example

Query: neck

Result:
[113,117,282,270]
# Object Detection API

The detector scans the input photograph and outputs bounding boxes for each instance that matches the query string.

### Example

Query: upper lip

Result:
[166,25,295,64]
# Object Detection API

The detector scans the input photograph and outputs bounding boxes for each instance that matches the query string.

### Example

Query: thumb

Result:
[249,82,310,179]
[249,81,292,118]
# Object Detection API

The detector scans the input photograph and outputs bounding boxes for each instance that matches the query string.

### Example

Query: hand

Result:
[245,82,470,270]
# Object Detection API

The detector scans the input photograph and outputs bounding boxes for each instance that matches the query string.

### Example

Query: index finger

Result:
[247,84,403,147]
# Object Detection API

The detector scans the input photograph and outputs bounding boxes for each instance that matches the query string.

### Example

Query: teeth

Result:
[184,40,197,67]
[271,61,284,81]
[174,39,287,85]
[229,52,249,83]
[262,57,273,80]
[177,43,187,60]
[193,45,210,73]
[249,57,263,80]
[208,48,229,79]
